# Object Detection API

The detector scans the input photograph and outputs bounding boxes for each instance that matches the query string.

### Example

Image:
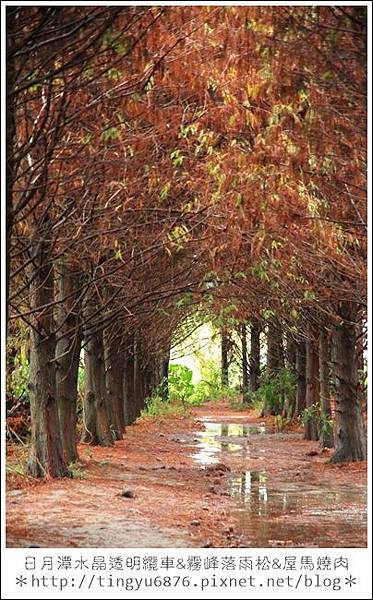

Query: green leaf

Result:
[235,193,243,208]
[160,183,171,200]
[144,76,155,92]
[101,127,120,142]
[107,68,122,81]
[304,290,316,301]
[170,149,184,167]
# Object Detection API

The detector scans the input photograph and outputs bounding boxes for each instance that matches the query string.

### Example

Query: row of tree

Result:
[227,316,366,460]
[6,5,367,477]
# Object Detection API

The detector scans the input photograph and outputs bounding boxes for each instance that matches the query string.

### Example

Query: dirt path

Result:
[7,401,367,548]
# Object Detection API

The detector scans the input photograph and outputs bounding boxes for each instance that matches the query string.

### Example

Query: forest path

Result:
[7,400,367,548]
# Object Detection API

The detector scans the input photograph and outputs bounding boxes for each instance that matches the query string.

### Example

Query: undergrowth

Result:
[68,463,88,479]
[247,368,296,416]
[141,395,191,419]
[142,362,240,418]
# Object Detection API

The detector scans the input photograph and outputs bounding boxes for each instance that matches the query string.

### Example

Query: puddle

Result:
[230,470,269,509]
[192,421,266,466]
[200,422,266,437]
[230,472,367,546]
[230,471,366,513]
[191,420,367,546]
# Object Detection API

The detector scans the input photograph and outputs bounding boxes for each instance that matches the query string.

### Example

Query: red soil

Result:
[6,401,367,548]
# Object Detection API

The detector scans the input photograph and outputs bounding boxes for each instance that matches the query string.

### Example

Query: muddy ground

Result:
[6,400,367,548]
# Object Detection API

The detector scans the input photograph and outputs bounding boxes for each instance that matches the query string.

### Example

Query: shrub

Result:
[300,402,334,440]
[168,364,194,402]
[249,367,296,416]
[143,360,241,416]
[190,360,240,404]
[7,348,29,404]
[167,362,239,405]
[141,395,190,418]
[68,463,88,479]
[275,414,289,432]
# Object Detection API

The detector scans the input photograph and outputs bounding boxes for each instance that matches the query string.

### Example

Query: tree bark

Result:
[134,338,146,417]
[282,334,297,419]
[266,322,284,377]
[27,241,67,478]
[81,317,113,446]
[6,9,16,335]
[249,320,260,393]
[55,261,82,464]
[123,339,136,425]
[295,341,306,416]
[221,327,229,387]
[160,351,170,401]
[330,306,366,462]
[144,357,159,399]
[304,330,320,441]
[241,324,249,402]
[262,322,283,416]
[81,350,97,444]
[355,323,366,375]
[104,331,125,438]
[286,334,297,373]
[319,327,334,448]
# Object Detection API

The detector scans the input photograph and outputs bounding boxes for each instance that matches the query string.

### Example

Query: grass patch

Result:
[68,463,88,479]
[140,395,191,419]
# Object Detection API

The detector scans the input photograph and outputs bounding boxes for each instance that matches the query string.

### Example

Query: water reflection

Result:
[230,471,269,515]
[230,471,268,498]
[193,421,266,466]
[190,419,367,546]
[230,471,366,512]
[230,470,367,545]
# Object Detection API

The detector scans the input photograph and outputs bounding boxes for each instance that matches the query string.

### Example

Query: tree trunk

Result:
[295,341,306,416]
[6,9,16,335]
[123,339,136,425]
[282,334,297,419]
[262,322,283,416]
[355,323,367,411]
[241,324,249,402]
[134,340,146,417]
[304,331,320,441]
[319,327,334,448]
[249,320,260,393]
[160,352,170,401]
[286,334,297,373]
[81,345,97,444]
[104,331,125,439]
[55,261,82,464]
[27,241,67,478]
[81,323,113,446]
[330,306,366,462]
[355,323,366,375]
[266,323,284,377]
[56,333,81,463]
[144,357,159,399]
[221,327,229,387]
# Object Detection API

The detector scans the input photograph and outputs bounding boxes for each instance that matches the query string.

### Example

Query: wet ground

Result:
[191,417,367,547]
[6,401,367,548]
